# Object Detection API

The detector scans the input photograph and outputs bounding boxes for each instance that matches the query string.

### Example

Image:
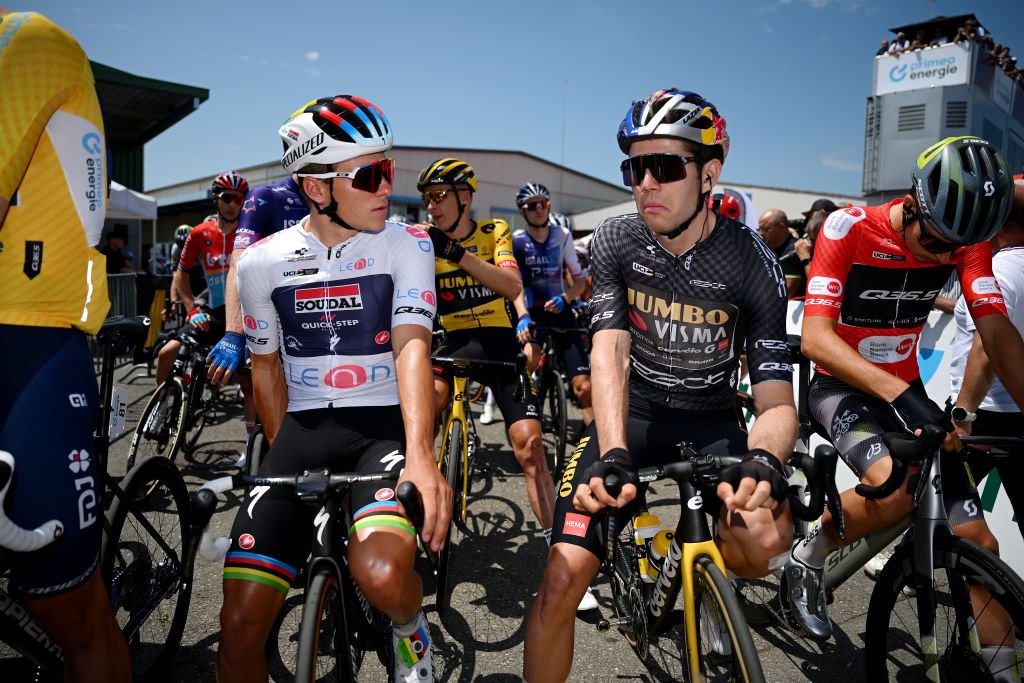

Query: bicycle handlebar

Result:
[0,452,64,553]
[431,352,528,402]
[855,424,945,500]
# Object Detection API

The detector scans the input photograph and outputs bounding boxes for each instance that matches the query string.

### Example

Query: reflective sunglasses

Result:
[217,193,244,206]
[914,211,957,254]
[524,200,549,212]
[299,157,394,193]
[421,188,451,206]
[620,153,698,187]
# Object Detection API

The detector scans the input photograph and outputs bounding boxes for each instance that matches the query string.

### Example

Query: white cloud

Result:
[822,155,861,172]
[305,51,320,62]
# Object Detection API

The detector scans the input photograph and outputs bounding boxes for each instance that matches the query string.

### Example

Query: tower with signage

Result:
[862,14,1024,202]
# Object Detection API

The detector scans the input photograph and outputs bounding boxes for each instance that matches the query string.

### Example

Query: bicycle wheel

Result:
[295,564,358,682]
[102,456,193,681]
[538,369,568,480]
[864,534,1024,681]
[245,423,270,478]
[689,554,765,683]
[181,366,211,454]
[436,419,462,617]
[126,378,188,473]
[609,523,649,661]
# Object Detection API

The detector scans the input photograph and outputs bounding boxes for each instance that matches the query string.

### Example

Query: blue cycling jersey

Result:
[512,225,585,309]
[233,176,309,251]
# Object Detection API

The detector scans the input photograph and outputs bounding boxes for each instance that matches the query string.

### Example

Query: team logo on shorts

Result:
[562,512,590,538]
[238,534,256,550]
[68,449,91,473]
[375,488,395,502]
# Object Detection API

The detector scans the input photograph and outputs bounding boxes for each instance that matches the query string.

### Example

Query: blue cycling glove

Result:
[549,294,567,313]
[208,331,245,372]
[188,308,211,326]
[516,313,534,337]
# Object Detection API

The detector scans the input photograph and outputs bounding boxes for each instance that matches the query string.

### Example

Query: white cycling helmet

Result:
[279,95,392,173]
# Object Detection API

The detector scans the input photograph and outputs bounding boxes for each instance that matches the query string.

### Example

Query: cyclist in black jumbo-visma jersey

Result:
[524,89,799,683]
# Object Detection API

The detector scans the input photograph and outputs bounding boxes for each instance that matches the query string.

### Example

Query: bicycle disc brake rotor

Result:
[611,542,649,660]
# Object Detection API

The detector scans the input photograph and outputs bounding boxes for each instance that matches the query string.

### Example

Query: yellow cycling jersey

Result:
[0,12,110,333]
[434,218,520,331]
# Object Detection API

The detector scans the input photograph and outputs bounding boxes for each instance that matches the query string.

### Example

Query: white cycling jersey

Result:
[237,217,436,412]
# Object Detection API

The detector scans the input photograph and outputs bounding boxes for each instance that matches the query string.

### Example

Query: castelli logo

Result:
[375,488,394,502]
[375,331,391,345]
[239,534,256,550]
[406,226,429,239]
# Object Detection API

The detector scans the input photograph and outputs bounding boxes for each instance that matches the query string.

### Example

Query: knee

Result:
[513,431,546,471]
[350,553,412,614]
[536,559,584,621]
[958,522,1000,555]
[219,597,270,656]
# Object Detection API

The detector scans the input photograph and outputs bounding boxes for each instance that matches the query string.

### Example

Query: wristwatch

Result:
[951,406,977,423]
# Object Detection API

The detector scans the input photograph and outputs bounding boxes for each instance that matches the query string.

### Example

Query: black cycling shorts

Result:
[432,328,540,424]
[223,405,412,595]
[551,410,746,559]
[0,325,101,597]
[527,307,589,381]
[809,372,981,528]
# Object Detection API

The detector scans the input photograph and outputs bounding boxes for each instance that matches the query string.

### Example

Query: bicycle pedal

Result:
[597,617,630,631]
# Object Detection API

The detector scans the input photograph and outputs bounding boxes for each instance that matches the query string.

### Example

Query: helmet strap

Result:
[441,184,466,233]
[664,165,712,240]
[314,178,371,233]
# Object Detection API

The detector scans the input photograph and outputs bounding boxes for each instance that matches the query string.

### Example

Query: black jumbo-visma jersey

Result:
[588,213,793,413]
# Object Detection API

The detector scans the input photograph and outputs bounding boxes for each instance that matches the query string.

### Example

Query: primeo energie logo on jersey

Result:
[294,284,363,313]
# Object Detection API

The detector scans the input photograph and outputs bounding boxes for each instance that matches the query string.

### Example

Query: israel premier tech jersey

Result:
[233,176,308,251]
[588,213,792,413]
[0,12,110,333]
[237,218,436,412]
[513,225,585,309]
[434,218,520,331]
[804,200,1007,382]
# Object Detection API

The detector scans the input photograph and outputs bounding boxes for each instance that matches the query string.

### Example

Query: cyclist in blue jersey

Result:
[207,171,308,387]
[512,183,593,427]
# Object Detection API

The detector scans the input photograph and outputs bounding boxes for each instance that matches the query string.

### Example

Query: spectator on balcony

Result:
[984,44,1007,65]
[954,18,985,44]
[908,30,929,52]
[1004,57,1019,75]
[929,27,949,47]
[888,32,910,54]
[876,40,890,57]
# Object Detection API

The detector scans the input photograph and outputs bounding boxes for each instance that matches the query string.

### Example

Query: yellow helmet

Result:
[416,157,478,193]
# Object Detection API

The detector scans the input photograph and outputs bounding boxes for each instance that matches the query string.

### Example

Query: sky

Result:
[28,0,1024,197]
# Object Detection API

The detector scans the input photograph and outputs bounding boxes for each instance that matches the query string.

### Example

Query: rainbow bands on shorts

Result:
[349,500,415,537]
[223,551,297,595]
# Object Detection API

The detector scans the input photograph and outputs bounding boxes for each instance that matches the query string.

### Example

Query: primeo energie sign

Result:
[874,42,971,96]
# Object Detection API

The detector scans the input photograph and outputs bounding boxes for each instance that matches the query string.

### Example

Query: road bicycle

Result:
[429,353,527,617]
[0,316,197,681]
[531,325,588,479]
[596,442,842,682]
[192,470,432,682]
[127,329,218,476]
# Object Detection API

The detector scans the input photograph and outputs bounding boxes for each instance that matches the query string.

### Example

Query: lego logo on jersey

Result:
[857,334,917,363]
[807,277,843,297]
[823,208,865,241]
[294,284,363,313]
[972,277,1001,295]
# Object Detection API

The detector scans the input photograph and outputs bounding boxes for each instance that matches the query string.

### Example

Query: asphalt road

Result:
[4,363,886,682]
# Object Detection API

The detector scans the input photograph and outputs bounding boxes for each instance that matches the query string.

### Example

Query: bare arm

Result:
[224,250,244,334]
[802,315,908,401]
[747,381,798,465]
[392,323,451,552]
[250,351,288,444]
[456,252,522,301]
[172,269,195,312]
[974,314,1024,411]
[563,273,585,301]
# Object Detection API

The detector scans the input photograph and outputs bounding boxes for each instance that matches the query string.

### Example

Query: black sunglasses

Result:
[620,153,698,187]
[524,200,549,212]
[914,210,958,254]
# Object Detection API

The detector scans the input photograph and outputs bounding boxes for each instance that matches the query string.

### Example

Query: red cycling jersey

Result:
[804,199,1006,382]
[177,220,235,310]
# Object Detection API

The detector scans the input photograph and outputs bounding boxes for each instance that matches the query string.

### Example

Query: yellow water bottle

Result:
[646,529,675,583]
[633,512,661,583]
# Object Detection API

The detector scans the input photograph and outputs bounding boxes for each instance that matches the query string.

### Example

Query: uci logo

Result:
[984,180,995,197]
[889,64,908,82]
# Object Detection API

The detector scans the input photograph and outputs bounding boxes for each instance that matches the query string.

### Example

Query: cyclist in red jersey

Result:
[783,137,1024,664]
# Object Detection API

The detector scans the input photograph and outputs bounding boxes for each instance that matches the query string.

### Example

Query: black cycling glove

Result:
[428,227,465,264]
[720,449,789,503]
[581,447,637,496]
[891,386,952,432]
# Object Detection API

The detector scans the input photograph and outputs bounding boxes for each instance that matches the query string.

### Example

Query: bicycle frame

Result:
[0,587,63,671]
[439,374,472,523]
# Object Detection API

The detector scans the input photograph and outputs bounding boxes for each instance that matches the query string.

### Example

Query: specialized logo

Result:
[283,132,325,169]
[294,284,362,313]
[238,534,256,550]
[67,449,90,474]
[562,513,590,538]
[807,276,843,297]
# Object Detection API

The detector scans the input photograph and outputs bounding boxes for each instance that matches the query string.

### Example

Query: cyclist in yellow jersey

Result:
[0,11,129,682]
[419,158,557,543]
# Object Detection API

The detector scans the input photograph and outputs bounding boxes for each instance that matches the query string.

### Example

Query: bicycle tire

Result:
[689,554,765,683]
[864,534,1024,680]
[549,371,568,478]
[126,378,188,476]
[295,564,357,682]
[436,419,462,617]
[101,456,193,681]
[181,365,210,454]
[245,424,269,478]
[609,523,649,661]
